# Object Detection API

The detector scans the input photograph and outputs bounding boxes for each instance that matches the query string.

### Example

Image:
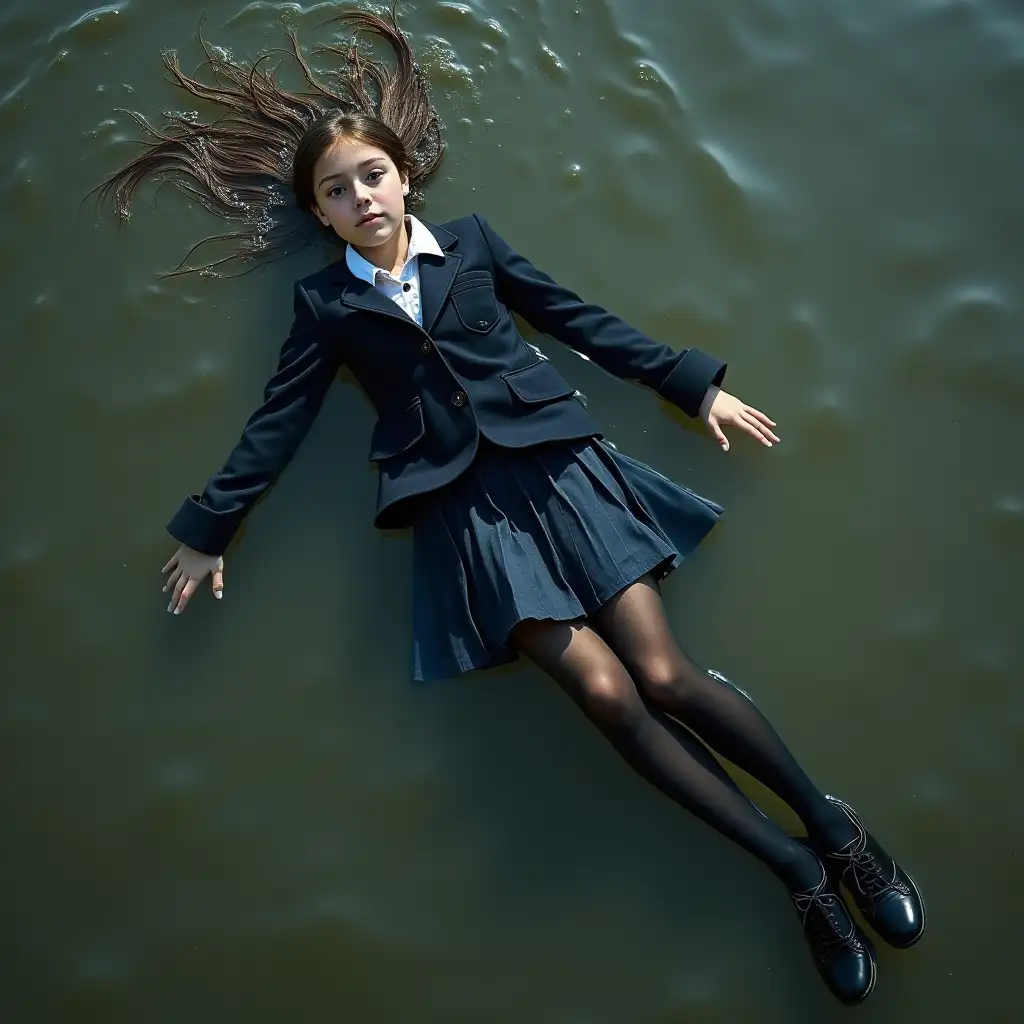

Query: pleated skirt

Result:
[411,437,723,681]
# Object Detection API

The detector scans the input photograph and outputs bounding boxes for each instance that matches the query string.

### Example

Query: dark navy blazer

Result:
[167,213,727,555]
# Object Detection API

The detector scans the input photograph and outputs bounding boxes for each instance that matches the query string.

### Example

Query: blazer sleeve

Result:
[166,283,343,556]
[474,213,726,417]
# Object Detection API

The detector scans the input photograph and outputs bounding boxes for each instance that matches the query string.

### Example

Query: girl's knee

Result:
[634,655,690,706]
[579,667,643,728]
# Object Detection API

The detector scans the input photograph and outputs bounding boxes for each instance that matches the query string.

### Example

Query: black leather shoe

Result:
[789,845,877,1006]
[818,796,926,949]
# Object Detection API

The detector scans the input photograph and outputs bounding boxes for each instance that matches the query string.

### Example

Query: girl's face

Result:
[310,138,410,249]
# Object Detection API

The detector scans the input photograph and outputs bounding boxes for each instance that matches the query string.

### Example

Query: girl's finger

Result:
[162,566,183,594]
[161,555,178,573]
[169,573,190,613]
[211,564,225,599]
[172,577,199,615]
[739,412,774,447]
[742,410,780,444]
[743,405,777,428]
[709,416,730,453]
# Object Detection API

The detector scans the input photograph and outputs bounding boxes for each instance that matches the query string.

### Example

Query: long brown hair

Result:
[90,5,444,277]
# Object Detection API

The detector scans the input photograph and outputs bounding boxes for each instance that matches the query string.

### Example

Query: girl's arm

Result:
[475,214,725,419]
[166,283,343,556]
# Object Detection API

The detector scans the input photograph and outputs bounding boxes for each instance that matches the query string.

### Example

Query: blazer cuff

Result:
[167,495,243,557]
[657,348,727,418]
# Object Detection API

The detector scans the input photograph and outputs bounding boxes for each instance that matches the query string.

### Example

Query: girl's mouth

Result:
[357,212,382,226]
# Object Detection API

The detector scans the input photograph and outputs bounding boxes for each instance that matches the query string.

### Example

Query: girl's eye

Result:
[328,185,345,198]
[367,170,384,182]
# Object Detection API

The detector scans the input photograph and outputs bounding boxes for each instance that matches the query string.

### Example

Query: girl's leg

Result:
[591,576,859,852]
[510,617,823,891]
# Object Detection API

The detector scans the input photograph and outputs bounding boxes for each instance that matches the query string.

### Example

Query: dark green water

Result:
[2,0,1022,1019]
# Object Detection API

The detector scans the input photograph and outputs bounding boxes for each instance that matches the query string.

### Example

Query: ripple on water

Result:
[436,2,476,28]
[695,139,777,199]
[113,276,209,331]
[989,493,1024,543]
[80,270,223,409]
[223,0,321,30]
[599,50,691,128]
[418,34,479,105]
[123,351,225,411]
[0,75,31,126]
[982,4,1024,66]
[689,137,788,260]
[877,219,954,291]
[897,280,1022,403]
[45,1,131,48]
[799,385,857,456]
[779,302,826,363]
[19,290,55,331]
[538,42,568,80]
[419,2,504,97]
[0,154,43,215]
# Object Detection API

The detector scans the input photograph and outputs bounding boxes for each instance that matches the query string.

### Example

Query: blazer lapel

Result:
[339,275,414,326]
[334,220,463,334]
[418,250,462,335]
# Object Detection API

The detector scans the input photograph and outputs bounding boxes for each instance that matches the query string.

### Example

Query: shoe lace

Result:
[828,818,909,900]
[834,847,898,899]
[792,875,864,953]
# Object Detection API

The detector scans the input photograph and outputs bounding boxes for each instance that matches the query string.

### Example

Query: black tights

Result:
[510,575,858,893]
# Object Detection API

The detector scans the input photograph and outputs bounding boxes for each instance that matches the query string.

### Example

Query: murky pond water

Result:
[2,0,1022,1019]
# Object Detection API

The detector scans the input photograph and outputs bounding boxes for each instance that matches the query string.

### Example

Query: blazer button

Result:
[451,391,466,407]
[477,319,488,328]
[420,340,431,354]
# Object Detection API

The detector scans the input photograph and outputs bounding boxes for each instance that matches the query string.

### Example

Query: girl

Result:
[95,8,924,1005]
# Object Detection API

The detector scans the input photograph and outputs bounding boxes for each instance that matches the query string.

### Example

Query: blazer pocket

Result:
[368,398,426,462]
[451,274,501,334]
[501,359,577,404]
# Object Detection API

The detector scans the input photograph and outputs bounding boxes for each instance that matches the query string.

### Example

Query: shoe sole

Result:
[825,932,877,1007]
[807,923,878,1006]
[846,948,877,1006]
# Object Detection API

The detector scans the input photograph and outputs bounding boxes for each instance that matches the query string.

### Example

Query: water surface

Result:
[2,0,1022,1020]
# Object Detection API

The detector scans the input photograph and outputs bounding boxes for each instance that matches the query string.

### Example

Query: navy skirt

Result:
[411,437,723,681]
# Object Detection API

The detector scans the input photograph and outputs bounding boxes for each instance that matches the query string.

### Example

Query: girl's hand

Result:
[699,386,780,452]
[162,544,225,615]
